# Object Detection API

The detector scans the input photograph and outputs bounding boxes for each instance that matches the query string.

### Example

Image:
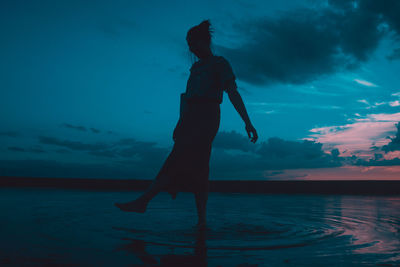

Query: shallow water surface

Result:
[0,188,399,266]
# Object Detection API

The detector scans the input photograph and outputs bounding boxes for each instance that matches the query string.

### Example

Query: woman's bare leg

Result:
[114,174,170,213]
[195,190,208,227]
[138,174,170,203]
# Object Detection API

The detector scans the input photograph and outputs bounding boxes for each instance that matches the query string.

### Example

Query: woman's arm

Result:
[228,89,251,125]
[218,56,258,143]
[227,89,258,143]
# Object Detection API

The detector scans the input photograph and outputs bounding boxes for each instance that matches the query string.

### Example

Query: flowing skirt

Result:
[155,99,221,198]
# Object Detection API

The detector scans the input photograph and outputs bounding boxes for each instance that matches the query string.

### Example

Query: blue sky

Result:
[2,0,400,180]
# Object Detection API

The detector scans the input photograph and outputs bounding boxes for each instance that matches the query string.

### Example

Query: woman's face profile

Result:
[187,36,209,58]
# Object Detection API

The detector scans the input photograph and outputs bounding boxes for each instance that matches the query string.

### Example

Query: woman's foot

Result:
[114,199,147,213]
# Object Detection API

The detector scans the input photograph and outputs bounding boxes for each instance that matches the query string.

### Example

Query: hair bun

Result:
[186,19,213,43]
[198,19,213,34]
[199,20,210,28]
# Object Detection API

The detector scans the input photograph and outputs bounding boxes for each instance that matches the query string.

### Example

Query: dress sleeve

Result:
[218,57,238,94]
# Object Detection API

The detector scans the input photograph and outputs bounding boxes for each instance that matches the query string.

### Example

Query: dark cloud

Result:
[37,135,169,167]
[114,138,169,166]
[61,124,104,134]
[115,138,142,146]
[209,131,343,179]
[90,128,101,134]
[213,130,257,152]
[374,153,383,161]
[19,129,400,179]
[7,146,24,152]
[354,157,400,166]
[215,0,400,85]
[8,131,341,179]
[14,128,400,179]
[8,146,46,153]
[38,136,108,151]
[3,137,171,179]
[381,122,400,153]
[0,131,19,137]
[89,150,118,158]
[214,130,340,162]
[35,137,169,178]
[19,130,398,179]
[62,123,87,132]
[331,148,340,159]
[255,137,325,159]
[355,0,400,34]
[0,159,147,179]
[255,137,342,168]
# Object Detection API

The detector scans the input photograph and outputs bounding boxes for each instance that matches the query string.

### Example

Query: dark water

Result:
[0,188,399,266]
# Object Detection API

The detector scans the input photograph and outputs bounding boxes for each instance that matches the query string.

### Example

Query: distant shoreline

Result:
[1,176,399,195]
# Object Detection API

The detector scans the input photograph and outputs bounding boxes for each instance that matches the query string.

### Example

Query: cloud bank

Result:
[215,0,400,85]
[3,130,343,180]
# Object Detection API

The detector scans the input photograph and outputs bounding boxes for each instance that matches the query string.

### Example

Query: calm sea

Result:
[0,188,399,266]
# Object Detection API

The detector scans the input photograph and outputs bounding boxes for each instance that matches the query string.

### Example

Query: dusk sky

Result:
[2,0,400,180]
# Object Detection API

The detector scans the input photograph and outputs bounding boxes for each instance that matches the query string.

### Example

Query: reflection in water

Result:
[110,193,400,266]
[114,226,207,266]
[325,196,400,255]
[0,189,399,266]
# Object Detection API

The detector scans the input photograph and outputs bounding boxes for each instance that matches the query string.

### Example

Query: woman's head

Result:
[186,19,214,60]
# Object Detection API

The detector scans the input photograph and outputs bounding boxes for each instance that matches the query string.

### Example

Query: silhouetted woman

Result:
[115,19,258,228]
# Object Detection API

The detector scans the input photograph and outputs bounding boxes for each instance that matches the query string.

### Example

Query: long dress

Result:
[155,96,220,197]
[154,55,236,198]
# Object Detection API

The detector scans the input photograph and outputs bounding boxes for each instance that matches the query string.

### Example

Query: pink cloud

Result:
[304,112,400,158]
[384,151,400,160]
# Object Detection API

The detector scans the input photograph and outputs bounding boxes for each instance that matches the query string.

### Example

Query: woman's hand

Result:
[227,90,257,143]
[245,123,258,143]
